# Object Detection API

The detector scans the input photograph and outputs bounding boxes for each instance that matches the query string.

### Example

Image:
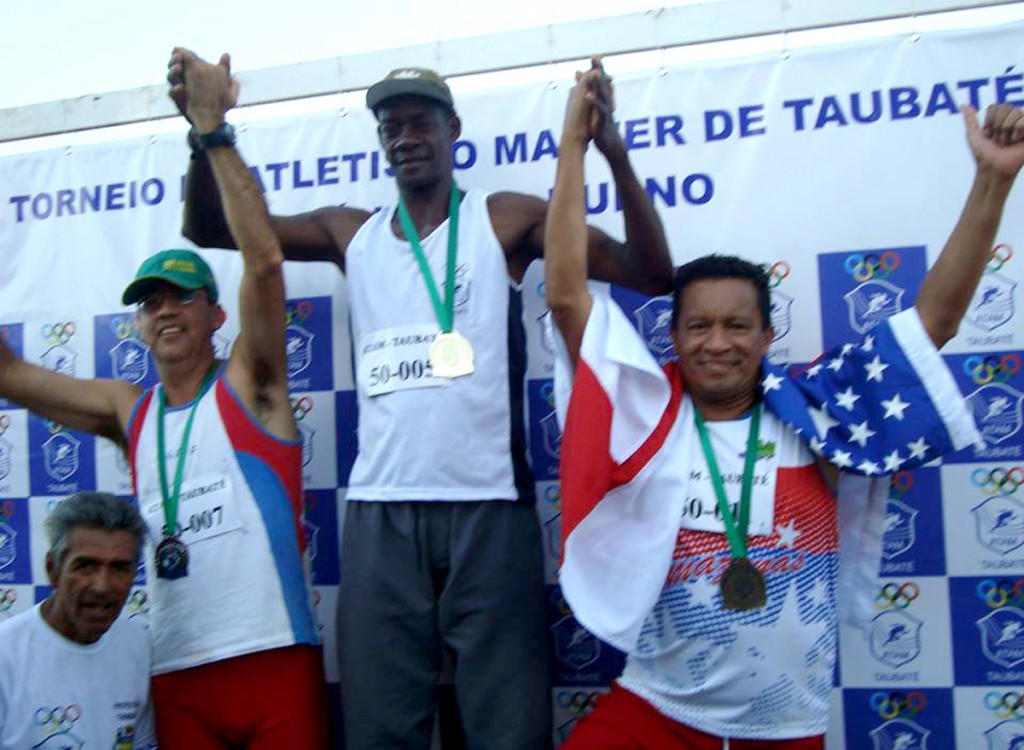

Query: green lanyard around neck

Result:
[155,364,219,537]
[396,182,460,333]
[693,405,761,559]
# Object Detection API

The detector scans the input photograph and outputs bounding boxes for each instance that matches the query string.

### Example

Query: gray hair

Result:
[45,492,148,567]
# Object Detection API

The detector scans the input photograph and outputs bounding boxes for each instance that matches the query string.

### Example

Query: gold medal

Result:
[720,557,766,611]
[429,331,475,378]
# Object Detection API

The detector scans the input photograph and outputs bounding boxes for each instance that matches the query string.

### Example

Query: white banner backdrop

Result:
[2,19,1024,749]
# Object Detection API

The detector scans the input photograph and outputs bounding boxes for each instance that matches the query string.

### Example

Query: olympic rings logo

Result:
[556,690,600,717]
[768,261,790,289]
[988,243,1014,273]
[125,589,148,614]
[34,704,82,732]
[976,578,1024,609]
[889,472,914,498]
[870,690,927,720]
[874,581,920,610]
[40,322,76,346]
[285,301,314,326]
[0,500,13,521]
[0,588,16,610]
[972,467,1024,495]
[110,316,137,341]
[540,382,555,410]
[985,690,1024,720]
[291,396,313,421]
[963,354,1022,385]
[844,251,901,282]
[45,420,66,435]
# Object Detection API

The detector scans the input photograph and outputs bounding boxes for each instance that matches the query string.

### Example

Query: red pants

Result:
[562,684,825,750]
[152,645,328,749]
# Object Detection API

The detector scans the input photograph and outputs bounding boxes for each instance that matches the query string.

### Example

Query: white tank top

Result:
[345,190,521,501]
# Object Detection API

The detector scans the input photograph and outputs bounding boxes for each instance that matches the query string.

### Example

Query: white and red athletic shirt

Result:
[128,369,318,675]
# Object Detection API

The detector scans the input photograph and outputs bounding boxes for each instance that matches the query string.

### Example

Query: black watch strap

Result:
[187,123,236,152]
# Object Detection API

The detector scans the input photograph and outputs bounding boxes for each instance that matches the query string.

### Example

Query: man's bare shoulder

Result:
[486,191,548,250]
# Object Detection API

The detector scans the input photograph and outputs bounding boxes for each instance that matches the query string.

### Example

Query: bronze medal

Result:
[720,557,766,611]
[429,330,475,378]
[155,535,189,580]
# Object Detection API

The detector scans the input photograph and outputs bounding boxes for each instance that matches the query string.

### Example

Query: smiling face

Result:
[375,96,460,191]
[133,282,224,366]
[673,277,774,420]
[43,527,139,644]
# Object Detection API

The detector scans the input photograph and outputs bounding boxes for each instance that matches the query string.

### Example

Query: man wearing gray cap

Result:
[169,49,672,750]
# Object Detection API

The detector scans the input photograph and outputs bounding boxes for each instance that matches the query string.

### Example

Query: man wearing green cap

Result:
[0,53,326,749]
[168,48,671,749]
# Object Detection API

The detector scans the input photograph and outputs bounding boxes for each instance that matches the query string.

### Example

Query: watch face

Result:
[198,124,236,149]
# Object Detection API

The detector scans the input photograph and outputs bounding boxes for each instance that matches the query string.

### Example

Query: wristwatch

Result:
[187,123,237,152]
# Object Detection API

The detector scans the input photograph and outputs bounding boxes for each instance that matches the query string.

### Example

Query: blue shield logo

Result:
[539,411,562,460]
[43,432,81,481]
[0,521,16,570]
[977,607,1024,669]
[973,496,1024,556]
[110,338,149,384]
[303,518,320,562]
[298,422,315,467]
[552,614,601,670]
[844,279,905,334]
[969,383,1024,446]
[286,325,314,378]
[882,499,918,560]
[869,718,929,750]
[967,273,1016,332]
[869,610,922,668]
[33,732,84,750]
[633,297,675,363]
[769,290,793,341]
[0,437,11,482]
[41,345,76,376]
[983,719,1024,750]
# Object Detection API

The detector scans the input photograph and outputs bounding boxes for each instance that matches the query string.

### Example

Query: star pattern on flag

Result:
[848,421,877,447]
[808,403,840,439]
[881,393,910,420]
[834,387,860,411]
[757,311,956,478]
[864,355,889,382]
[762,372,784,393]
[883,450,904,472]
[907,437,931,461]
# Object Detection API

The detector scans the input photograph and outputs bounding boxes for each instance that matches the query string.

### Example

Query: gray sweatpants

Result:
[337,500,552,750]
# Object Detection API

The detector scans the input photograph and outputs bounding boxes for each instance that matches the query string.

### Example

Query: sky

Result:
[2,0,1022,153]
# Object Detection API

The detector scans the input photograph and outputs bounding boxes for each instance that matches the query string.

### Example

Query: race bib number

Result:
[358,324,445,397]
[144,474,242,545]
[679,419,779,536]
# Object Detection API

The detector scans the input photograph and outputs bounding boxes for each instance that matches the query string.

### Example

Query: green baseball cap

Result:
[122,249,219,305]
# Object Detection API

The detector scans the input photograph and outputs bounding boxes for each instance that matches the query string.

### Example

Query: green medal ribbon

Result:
[156,365,219,538]
[693,405,761,560]
[396,183,460,333]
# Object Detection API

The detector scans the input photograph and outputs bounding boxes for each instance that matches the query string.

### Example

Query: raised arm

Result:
[175,48,295,439]
[502,60,673,295]
[0,335,138,446]
[167,49,369,269]
[915,104,1024,347]
[544,69,602,366]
